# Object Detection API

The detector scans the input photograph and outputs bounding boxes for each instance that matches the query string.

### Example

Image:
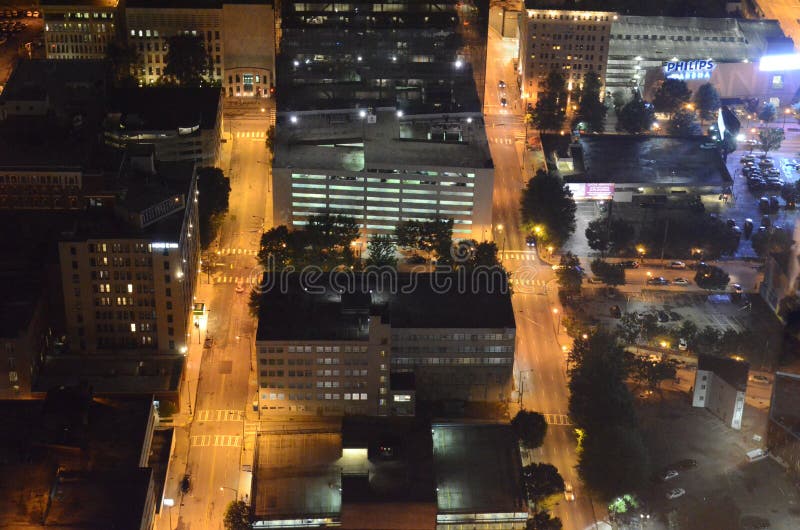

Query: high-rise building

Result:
[254,273,515,417]
[41,0,120,60]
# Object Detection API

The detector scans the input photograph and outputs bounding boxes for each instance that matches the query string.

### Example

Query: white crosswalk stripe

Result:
[213,275,257,285]
[217,248,258,256]
[508,278,546,287]
[543,414,573,426]
[500,250,538,260]
[191,435,242,447]
[196,409,245,422]
[492,137,514,144]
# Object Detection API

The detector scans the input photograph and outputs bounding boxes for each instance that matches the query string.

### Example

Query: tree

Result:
[694,264,730,290]
[197,167,231,249]
[527,511,563,530]
[522,463,565,502]
[668,109,702,136]
[759,102,777,124]
[164,33,213,86]
[694,83,721,124]
[106,40,139,87]
[617,91,655,134]
[751,227,794,258]
[305,213,361,267]
[757,128,785,156]
[590,259,625,286]
[630,357,677,392]
[585,217,634,255]
[520,170,577,248]
[257,225,293,271]
[366,234,397,267]
[652,78,692,116]
[693,325,721,354]
[531,70,567,132]
[223,500,251,530]
[573,71,606,133]
[577,424,649,500]
[616,312,641,345]
[265,125,276,152]
[394,217,453,261]
[678,320,698,345]
[556,252,583,297]
[511,411,548,449]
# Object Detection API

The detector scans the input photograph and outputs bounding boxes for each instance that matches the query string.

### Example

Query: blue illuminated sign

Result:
[663,60,715,81]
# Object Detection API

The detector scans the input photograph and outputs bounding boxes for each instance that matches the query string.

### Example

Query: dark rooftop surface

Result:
[126,0,272,8]
[107,87,220,132]
[523,0,728,17]
[0,271,42,338]
[255,272,515,341]
[770,372,800,438]
[432,423,526,515]
[542,134,730,187]
[40,0,119,6]
[35,355,184,394]
[698,353,749,391]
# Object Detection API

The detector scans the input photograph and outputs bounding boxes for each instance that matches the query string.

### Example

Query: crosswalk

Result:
[217,248,258,256]
[233,130,267,139]
[492,137,514,144]
[191,434,242,447]
[543,413,573,426]
[214,275,255,285]
[196,409,245,422]
[508,277,547,287]
[500,250,537,261]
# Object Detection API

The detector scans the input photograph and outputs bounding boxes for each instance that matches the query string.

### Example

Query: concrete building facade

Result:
[692,353,749,430]
[768,371,800,479]
[41,0,119,60]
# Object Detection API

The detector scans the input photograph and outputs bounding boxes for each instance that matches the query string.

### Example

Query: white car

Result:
[678,338,688,351]
[672,277,690,286]
[669,261,687,269]
[564,483,575,501]
[663,470,679,481]
[666,488,686,500]
[750,374,770,384]
[235,282,245,293]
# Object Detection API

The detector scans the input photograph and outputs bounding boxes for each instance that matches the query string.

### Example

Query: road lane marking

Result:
[196,409,244,422]
[543,413,573,426]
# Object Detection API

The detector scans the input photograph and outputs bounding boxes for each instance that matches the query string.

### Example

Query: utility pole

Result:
[660,217,669,267]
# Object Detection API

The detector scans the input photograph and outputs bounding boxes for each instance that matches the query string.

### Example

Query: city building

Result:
[272,109,493,239]
[0,387,159,530]
[518,8,615,101]
[541,133,731,204]
[125,0,276,98]
[518,3,792,101]
[41,0,120,60]
[277,0,487,113]
[768,371,800,479]
[105,87,223,166]
[759,224,800,315]
[692,353,749,430]
[57,150,200,355]
[254,273,515,416]
[252,419,527,530]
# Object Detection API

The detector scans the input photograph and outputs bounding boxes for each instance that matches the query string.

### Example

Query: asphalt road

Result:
[162,104,274,530]
[486,20,603,530]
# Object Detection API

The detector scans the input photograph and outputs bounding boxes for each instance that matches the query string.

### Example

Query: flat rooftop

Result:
[542,134,731,187]
[107,87,221,132]
[698,353,749,391]
[770,372,800,438]
[273,110,492,171]
[432,423,526,515]
[35,355,184,394]
[255,273,515,342]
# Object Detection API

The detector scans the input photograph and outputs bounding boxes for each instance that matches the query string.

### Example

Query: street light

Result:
[163,499,175,530]
[636,245,646,263]
[551,307,561,335]
[220,486,239,499]
[495,224,506,255]
[784,107,792,129]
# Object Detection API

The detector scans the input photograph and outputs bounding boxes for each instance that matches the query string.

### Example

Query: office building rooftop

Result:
[697,353,750,391]
[106,87,221,133]
[273,110,492,171]
[770,372,800,438]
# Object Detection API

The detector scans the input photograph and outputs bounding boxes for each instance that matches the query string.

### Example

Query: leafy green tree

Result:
[511,411,548,449]
[527,511,563,530]
[366,234,397,267]
[556,252,583,296]
[257,225,293,270]
[531,70,567,132]
[668,109,702,136]
[197,167,231,249]
[265,125,276,152]
[305,213,361,266]
[617,91,655,134]
[652,78,692,116]
[630,357,677,391]
[223,500,251,530]
[589,259,625,286]
[692,325,721,354]
[751,227,794,258]
[585,218,611,255]
[757,127,785,156]
[616,312,641,345]
[394,217,453,261]
[520,170,577,248]
[694,83,721,124]
[678,320,698,345]
[106,40,140,87]
[522,463,565,502]
[573,71,606,133]
[694,264,730,290]
[577,425,649,500]
[759,102,777,124]
[585,217,634,255]
[164,33,213,86]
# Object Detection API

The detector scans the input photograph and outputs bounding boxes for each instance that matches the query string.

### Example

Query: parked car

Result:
[669,261,686,269]
[647,276,669,286]
[672,277,690,286]
[666,488,686,500]
[761,215,771,228]
[620,260,639,269]
[564,483,575,501]
[732,283,743,294]
[750,374,770,384]
[759,196,770,211]
[657,310,670,323]
[674,458,697,469]
[662,470,679,481]
[678,338,688,351]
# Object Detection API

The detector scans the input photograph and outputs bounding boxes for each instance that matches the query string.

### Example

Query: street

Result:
[158,101,274,530]
[486,19,603,530]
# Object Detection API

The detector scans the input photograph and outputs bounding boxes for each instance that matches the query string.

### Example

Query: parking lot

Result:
[0,7,43,90]
[637,391,800,530]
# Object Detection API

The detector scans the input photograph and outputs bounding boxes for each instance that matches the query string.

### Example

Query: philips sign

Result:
[663,60,716,81]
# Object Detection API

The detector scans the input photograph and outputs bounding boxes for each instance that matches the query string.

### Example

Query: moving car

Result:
[662,470,679,481]
[235,282,245,293]
[750,374,770,384]
[672,277,690,286]
[498,80,506,89]
[732,283,743,294]
[525,235,536,248]
[500,97,507,107]
[669,261,686,269]
[647,276,669,286]
[666,488,686,500]
[620,260,639,269]
[564,483,575,501]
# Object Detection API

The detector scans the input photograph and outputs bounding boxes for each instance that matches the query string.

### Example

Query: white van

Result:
[746,448,768,463]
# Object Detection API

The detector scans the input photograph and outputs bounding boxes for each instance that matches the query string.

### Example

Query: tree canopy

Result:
[759,102,777,124]
[590,259,626,286]
[531,71,567,132]
[694,263,730,290]
[585,216,635,255]
[617,91,655,134]
[668,109,702,136]
[197,167,231,249]
[522,463,565,502]
[164,34,213,86]
[511,410,548,449]
[652,78,692,116]
[555,252,583,297]
[757,127,784,156]
[520,170,577,248]
[394,217,453,262]
[366,234,397,267]
[751,227,794,258]
[573,71,606,133]
[223,500,251,530]
[694,83,721,123]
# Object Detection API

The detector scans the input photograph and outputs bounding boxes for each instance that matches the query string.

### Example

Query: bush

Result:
[694,264,729,290]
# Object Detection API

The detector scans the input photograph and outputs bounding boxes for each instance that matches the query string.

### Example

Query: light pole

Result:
[551,307,561,335]
[220,485,239,500]
[636,245,646,265]
[784,107,791,130]
[163,498,174,530]
[518,368,534,408]
[495,224,506,255]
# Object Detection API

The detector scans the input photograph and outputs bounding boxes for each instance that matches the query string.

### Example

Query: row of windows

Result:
[529,12,613,22]
[391,356,513,366]
[611,33,743,43]
[263,392,369,401]
[281,344,369,353]
[0,174,79,186]
[396,332,512,341]
[393,345,514,354]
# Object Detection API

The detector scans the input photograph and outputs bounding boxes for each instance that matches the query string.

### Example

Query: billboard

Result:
[759,54,800,72]
[568,183,615,200]
[663,60,715,81]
